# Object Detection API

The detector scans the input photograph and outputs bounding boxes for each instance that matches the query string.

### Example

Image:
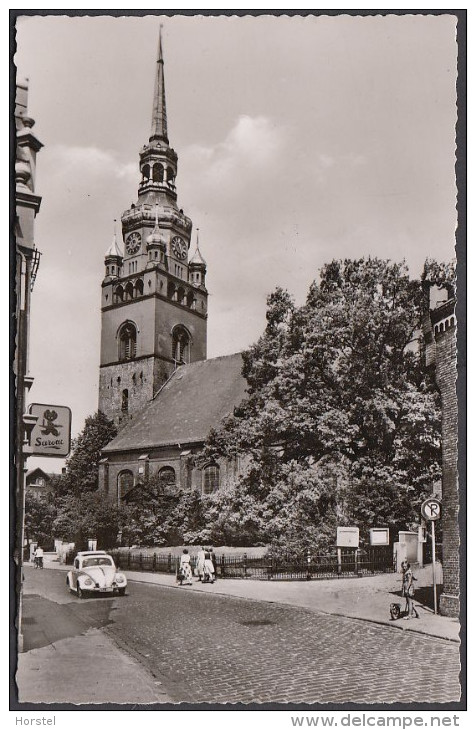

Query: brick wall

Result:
[99,356,169,428]
[432,302,459,617]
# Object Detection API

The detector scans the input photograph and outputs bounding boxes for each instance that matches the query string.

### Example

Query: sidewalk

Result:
[17,626,171,704]
[44,555,460,643]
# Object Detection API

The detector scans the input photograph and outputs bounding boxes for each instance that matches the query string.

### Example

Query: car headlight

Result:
[116,574,125,584]
[84,578,93,586]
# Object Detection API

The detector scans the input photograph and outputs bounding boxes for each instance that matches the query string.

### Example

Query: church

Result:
[98,32,248,502]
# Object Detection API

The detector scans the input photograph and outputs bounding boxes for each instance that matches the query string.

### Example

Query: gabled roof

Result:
[103,352,248,453]
[26,467,51,481]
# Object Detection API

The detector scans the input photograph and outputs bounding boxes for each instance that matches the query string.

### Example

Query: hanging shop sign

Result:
[28,403,72,457]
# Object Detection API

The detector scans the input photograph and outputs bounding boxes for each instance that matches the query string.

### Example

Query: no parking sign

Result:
[421,497,441,521]
[420,497,441,615]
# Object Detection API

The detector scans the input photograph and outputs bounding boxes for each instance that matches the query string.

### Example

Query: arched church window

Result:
[203,464,220,495]
[167,281,176,300]
[177,286,185,305]
[114,285,124,304]
[121,388,129,413]
[125,282,134,301]
[142,164,150,181]
[172,326,190,366]
[166,167,174,183]
[153,163,164,183]
[187,291,195,308]
[158,466,176,491]
[117,470,134,503]
[118,322,137,361]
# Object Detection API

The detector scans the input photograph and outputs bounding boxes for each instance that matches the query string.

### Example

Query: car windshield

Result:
[82,557,114,567]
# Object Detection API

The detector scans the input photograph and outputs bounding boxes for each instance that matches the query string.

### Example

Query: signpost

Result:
[336,527,359,574]
[369,527,389,546]
[421,497,441,614]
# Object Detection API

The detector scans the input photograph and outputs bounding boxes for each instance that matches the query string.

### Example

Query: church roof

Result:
[102,352,248,453]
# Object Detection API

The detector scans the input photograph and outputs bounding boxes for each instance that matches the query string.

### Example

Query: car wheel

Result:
[77,586,86,599]
[118,587,126,596]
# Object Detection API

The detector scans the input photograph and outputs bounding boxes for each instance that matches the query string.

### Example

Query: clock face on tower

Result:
[126,231,142,255]
[171,235,187,260]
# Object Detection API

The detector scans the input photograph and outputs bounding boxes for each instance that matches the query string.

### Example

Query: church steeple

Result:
[131,26,179,207]
[150,26,168,144]
[99,31,208,427]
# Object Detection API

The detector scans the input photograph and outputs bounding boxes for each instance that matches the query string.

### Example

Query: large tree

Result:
[202,258,442,549]
[54,411,117,497]
[24,493,57,549]
[53,492,123,549]
[50,411,119,548]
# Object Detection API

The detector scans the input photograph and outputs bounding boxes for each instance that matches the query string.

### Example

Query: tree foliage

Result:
[55,411,117,497]
[201,258,442,550]
[49,411,119,548]
[24,493,57,548]
[52,492,123,549]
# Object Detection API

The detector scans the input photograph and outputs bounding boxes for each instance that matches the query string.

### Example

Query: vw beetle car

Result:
[66,550,127,598]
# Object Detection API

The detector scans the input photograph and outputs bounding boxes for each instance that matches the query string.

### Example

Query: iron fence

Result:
[108,545,395,581]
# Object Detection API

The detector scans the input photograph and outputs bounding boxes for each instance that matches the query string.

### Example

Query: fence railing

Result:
[106,546,395,581]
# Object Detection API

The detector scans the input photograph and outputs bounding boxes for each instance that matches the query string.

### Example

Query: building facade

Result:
[99,353,248,502]
[25,468,54,500]
[99,31,208,429]
[15,79,43,567]
[424,291,458,618]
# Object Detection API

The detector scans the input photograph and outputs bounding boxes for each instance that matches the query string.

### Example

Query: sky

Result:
[14,13,458,472]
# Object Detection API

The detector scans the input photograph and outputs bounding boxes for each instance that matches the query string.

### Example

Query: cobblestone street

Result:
[106,581,460,704]
[17,569,459,704]
[18,567,460,705]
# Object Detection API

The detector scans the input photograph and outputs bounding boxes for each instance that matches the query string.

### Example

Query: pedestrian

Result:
[203,547,215,584]
[34,545,44,569]
[179,549,193,585]
[401,560,419,619]
[210,545,217,579]
[196,546,206,581]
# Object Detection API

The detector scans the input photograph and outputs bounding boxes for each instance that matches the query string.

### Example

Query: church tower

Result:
[99,30,208,428]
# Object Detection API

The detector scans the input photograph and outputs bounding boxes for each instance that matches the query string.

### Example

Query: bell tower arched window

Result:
[134,279,144,298]
[172,326,190,366]
[113,285,124,304]
[118,322,137,361]
[153,163,164,183]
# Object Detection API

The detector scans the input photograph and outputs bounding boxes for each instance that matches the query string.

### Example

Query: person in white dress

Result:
[179,549,193,585]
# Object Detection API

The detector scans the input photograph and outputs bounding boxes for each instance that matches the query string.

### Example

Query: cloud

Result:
[45,144,137,184]
[181,115,286,196]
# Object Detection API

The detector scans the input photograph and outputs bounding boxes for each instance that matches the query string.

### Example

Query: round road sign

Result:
[421,497,442,521]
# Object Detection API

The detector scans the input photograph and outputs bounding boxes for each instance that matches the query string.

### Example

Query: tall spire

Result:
[190,228,207,267]
[105,219,123,258]
[150,25,168,144]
